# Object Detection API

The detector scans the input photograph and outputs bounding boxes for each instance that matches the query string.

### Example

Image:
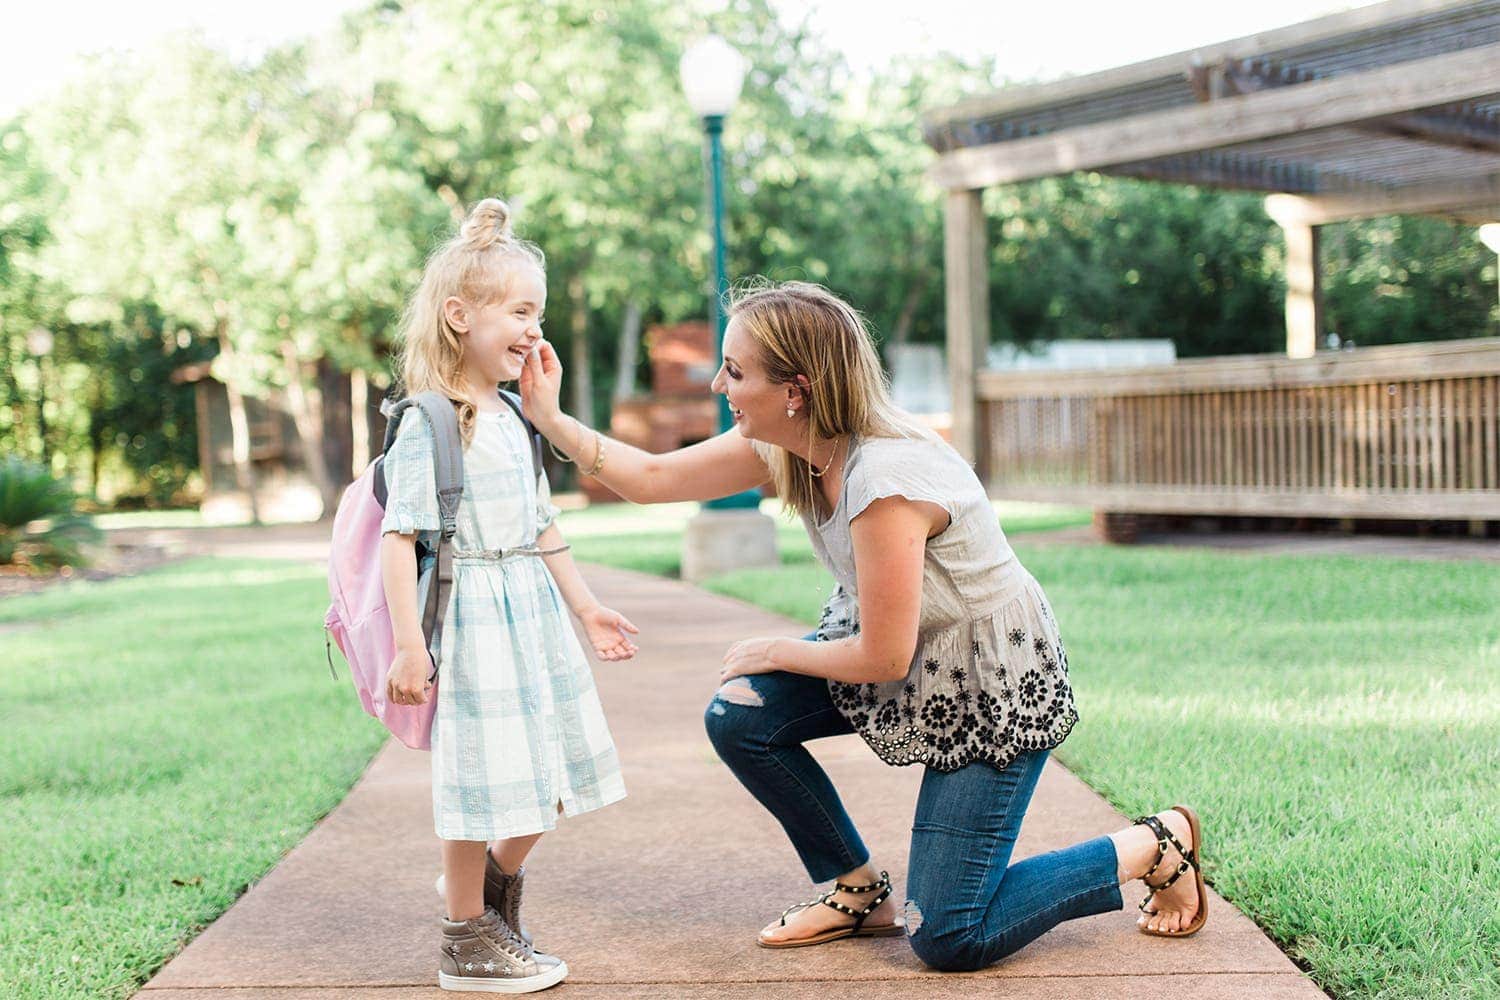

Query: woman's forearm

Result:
[522,339,767,503]
[766,634,912,685]
[534,412,667,504]
[533,411,768,505]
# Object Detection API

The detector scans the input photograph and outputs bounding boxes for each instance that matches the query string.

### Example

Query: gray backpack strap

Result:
[373,391,464,673]
[373,393,464,540]
[497,389,543,484]
[371,398,409,510]
[408,391,464,541]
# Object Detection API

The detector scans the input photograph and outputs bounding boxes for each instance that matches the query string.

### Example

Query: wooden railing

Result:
[977,338,1500,519]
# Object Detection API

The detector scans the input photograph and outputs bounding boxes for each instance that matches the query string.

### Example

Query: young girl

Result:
[381,197,637,993]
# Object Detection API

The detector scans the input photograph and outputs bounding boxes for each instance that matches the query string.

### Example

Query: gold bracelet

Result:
[584,430,606,477]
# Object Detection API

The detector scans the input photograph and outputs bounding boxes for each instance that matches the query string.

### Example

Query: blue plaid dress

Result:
[380,406,626,840]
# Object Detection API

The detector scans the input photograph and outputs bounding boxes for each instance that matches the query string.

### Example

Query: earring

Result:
[786,408,796,418]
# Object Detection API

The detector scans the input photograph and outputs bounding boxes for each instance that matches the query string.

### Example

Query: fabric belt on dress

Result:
[451,543,569,563]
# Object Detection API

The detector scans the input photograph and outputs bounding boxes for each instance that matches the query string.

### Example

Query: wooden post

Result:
[944,188,990,473]
[194,381,213,493]
[1281,221,1322,359]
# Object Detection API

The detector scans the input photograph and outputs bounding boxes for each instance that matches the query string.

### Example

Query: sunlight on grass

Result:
[91,509,209,529]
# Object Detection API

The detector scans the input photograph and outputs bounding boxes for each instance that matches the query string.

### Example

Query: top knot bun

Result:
[460,197,513,250]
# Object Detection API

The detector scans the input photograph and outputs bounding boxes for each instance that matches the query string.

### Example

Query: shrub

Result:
[0,457,100,570]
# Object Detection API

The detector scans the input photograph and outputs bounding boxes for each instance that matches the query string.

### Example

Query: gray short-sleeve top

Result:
[805,432,1079,772]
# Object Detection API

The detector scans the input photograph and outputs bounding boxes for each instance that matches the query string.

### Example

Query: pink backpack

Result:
[323,390,543,750]
[324,392,463,750]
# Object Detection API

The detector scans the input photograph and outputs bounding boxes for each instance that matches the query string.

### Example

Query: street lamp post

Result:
[702,112,735,442]
[678,35,778,580]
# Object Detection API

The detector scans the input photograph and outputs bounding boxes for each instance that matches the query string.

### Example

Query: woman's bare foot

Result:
[1109,808,1201,935]
[758,866,900,946]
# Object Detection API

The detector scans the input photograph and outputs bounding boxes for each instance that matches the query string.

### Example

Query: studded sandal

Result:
[757,870,905,949]
[1134,805,1208,938]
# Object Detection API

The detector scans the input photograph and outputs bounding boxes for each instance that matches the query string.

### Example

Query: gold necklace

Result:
[807,436,845,479]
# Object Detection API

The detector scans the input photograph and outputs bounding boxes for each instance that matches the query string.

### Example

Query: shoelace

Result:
[474,912,532,964]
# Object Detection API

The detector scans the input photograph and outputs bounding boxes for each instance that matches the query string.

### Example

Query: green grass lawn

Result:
[691,544,1500,1000]
[5,503,1494,1000]
[0,560,390,1000]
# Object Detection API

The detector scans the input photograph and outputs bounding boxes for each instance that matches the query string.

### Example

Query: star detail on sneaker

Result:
[483,960,496,973]
[464,962,475,972]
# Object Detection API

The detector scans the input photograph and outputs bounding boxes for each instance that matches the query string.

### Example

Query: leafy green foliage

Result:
[0,1,1493,501]
[0,456,98,569]
[1322,216,1497,348]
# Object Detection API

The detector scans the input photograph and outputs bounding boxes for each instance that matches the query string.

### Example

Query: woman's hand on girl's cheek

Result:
[520,340,564,420]
[721,637,780,681]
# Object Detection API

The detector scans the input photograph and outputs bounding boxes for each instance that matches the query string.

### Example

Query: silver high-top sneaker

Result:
[486,858,532,946]
[438,906,566,994]
[435,855,535,946]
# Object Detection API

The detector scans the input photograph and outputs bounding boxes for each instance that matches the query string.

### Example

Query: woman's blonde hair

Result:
[728,280,928,521]
[393,197,545,442]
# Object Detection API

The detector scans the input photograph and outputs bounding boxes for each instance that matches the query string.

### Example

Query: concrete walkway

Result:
[134,563,1322,1000]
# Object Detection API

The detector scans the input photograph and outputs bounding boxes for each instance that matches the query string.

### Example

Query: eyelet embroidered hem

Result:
[824,574,1080,773]
[841,708,1079,772]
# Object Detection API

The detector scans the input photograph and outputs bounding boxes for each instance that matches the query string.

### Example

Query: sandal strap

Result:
[833,870,890,895]
[1133,813,1199,899]
[778,875,893,931]
[779,896,826,924]
[1132,815,1171,885]
[821,882,891,924]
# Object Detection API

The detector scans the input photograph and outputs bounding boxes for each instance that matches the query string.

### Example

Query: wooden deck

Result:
[977,338,1500,520]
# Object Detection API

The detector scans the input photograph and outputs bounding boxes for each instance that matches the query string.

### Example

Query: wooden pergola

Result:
[923,0,1500,525]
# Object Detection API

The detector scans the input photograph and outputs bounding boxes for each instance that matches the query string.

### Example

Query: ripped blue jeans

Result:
[704,667,1122,971]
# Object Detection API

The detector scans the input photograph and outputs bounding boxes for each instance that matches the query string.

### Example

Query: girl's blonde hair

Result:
[394,197,545,442]
[728,280,929,521]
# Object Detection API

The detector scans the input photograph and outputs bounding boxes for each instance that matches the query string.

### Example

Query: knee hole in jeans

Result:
[714,678,764,707]
[903,898,924,935]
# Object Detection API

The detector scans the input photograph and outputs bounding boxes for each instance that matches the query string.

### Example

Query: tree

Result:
[0,122,58,465]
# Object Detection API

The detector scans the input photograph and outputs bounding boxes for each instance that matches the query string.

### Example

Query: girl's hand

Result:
[579,604,640,661]
[519,339,564,427]
[721,637,781,681]
[386,646,432,706]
